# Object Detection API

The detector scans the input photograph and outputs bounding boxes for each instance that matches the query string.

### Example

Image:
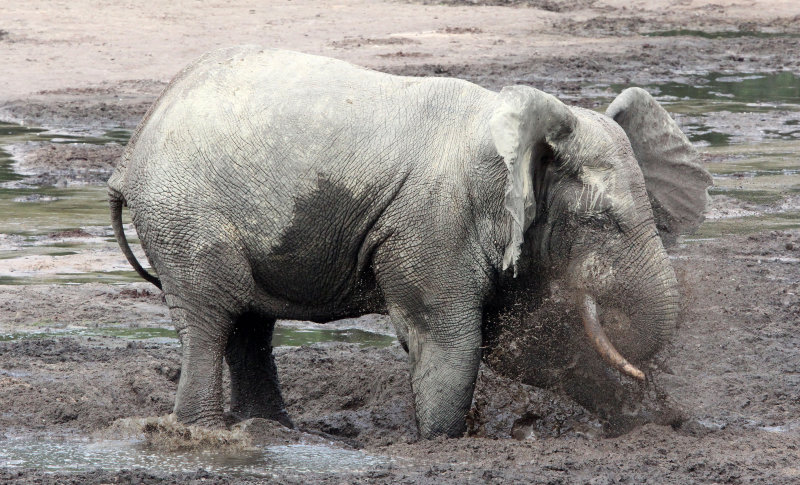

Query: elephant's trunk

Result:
[576,231,680,376]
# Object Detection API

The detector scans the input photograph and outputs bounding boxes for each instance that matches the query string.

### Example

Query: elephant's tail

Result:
[109,189,162,290]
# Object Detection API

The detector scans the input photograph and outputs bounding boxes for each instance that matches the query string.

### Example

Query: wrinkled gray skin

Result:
[109,47,711,438]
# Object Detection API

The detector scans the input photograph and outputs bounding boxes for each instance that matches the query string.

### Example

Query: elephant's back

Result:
[124,46,473,158]
[116,47,496,204]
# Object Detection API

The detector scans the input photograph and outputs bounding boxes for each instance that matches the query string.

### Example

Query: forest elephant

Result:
[108,46,712,438]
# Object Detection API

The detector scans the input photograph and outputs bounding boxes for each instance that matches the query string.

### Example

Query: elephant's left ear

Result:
[606,87,713,246]
[490,86,576,273]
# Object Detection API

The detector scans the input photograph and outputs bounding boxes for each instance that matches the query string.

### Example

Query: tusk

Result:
[578,293,645,381]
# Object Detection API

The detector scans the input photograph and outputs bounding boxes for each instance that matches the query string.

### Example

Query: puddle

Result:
[0,437,387,477]
[0,186,130,237]
[0,122,130,147]
[759,422,800,434]
[0,325,397,348]
[703,140,800,211]
[0,122,140,284]
[614,72,800,107]
[272,327,396,348]
[696,140,800,238]
[690,211,800,239]
[0,122,129,184]
[604,72,800,147]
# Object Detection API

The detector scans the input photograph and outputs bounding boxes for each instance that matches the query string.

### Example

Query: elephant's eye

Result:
[580,207,623,232]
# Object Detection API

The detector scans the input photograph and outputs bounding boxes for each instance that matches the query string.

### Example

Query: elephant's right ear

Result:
[490,86,576,274]
[606,87,713,246]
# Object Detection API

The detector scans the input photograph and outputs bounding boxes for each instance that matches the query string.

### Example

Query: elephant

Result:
[108,46,712,439]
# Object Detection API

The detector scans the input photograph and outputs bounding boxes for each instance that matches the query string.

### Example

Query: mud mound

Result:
[275,344,418,447]
[0,338,178,432]
[0,336,604,448]
[8,141,123,186]
[0,81,163,131]
[234,417,334,446]
[276,343,605,447]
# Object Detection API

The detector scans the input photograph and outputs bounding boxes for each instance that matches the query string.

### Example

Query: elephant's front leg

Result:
[394,307,483,438]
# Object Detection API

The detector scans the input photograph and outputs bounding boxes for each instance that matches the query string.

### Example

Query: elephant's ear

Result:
[606,87,713,246]
[490,86,576,273]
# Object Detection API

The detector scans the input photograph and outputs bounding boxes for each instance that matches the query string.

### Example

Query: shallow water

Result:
[610,71,800,109]
[706,140,800,202]
[608,72,800,149]
[603,73,800,238]
[0,436,388,477]
[0,124,141,284]
[0,324,397,348]
[0,185,122,237]
[692,211,800,239]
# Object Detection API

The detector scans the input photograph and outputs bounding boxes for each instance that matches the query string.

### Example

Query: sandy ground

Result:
[1,0,800,483]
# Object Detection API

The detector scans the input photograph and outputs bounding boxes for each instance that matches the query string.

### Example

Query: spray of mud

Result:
[483,279,687,436]
[102,414,253,451]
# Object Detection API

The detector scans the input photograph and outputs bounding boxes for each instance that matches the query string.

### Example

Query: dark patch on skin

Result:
[252,176,384,310]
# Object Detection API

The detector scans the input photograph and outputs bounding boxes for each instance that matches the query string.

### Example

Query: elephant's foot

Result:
[409,334,482,439]
[228,403,294,429]
[174,407,227,429]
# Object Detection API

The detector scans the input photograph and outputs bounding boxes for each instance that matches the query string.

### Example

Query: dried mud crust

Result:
[0,284,168,329]
[0,81,163,132]
[2,34,799,135]
[383,35,800,101]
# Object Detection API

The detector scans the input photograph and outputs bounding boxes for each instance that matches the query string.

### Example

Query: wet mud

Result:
[2,1,800,483]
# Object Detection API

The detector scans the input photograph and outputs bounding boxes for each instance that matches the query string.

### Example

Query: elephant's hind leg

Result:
[225,312,292,427]
[170,303,233,428]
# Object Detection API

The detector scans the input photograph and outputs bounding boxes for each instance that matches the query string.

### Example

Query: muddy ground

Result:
[1,0,800,483]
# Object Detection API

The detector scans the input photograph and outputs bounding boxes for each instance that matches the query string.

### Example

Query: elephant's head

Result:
[487,86,712,382]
